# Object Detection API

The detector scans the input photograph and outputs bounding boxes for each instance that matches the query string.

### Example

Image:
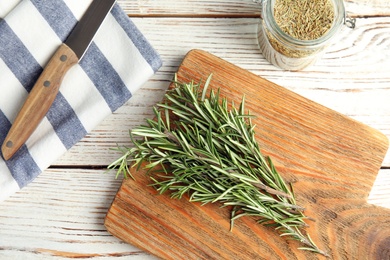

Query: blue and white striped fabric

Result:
[0,0,162,201]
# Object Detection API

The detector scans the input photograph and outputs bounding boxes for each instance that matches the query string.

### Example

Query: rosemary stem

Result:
[108,75,327,256]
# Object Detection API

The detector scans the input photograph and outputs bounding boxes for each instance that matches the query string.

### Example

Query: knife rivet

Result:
[43,80,51,87]
[6,141,13,148]
[60,55,67,62]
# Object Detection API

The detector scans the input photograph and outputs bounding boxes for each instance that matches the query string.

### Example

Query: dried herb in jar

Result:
[274,0,335,41]
[271,0,335,58]
[257,0,343,70]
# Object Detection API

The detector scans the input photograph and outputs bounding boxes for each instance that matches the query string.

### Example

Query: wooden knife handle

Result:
[1,43,78,160]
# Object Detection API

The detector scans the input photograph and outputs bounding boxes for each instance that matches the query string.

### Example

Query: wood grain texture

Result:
[1,1,389,259]
[2,44,78,160]
[55,17,390,167]
[116,0,390,17]
[0,168,155,259]
[105,50,389,260]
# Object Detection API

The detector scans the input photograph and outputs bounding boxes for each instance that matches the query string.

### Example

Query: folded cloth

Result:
[0,0,162,201]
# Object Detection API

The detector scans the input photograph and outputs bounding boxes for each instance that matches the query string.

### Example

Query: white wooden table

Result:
[1,1,389,258]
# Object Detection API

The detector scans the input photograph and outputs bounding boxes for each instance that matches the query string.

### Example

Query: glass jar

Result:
[257,0,350,71]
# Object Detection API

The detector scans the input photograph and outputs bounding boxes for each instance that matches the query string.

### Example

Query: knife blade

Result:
[1,0,116,160]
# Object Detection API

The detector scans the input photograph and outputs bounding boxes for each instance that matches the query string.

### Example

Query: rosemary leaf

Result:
[109,75,327,256]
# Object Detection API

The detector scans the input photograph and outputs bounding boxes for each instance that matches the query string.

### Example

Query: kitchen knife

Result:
[1,0,116,160]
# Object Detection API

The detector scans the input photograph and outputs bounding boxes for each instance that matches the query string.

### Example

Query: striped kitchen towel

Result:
[0,0,162,201]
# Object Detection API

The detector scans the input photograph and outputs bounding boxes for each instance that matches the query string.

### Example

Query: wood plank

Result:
[54,17,390,167]
[105,50,390,259]
[0,169,154,259]
[117,0,261,17]
[1,1,389,259]
[117,0,390,17]
[0,166,388,259]
[368,169,390,208]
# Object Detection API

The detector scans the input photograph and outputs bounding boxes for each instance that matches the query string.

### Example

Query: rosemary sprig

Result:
[109,75,328,256]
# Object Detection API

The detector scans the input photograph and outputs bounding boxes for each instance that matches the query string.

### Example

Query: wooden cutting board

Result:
[105,50,389,259]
